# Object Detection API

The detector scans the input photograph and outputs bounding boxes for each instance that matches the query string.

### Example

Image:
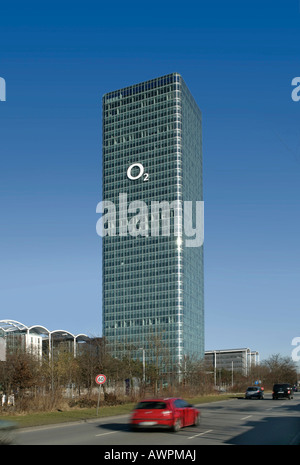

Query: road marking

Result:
[290,431,300,445]
[188,429,213,439]
[241,415,252,420]
[95,431,118,437]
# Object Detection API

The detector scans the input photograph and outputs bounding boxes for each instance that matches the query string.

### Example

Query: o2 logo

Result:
[291,77,300,102]
[0,77,6,101]
[127,163,149,182]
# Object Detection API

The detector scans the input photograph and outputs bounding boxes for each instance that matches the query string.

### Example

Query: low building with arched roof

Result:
[0,320,90,361]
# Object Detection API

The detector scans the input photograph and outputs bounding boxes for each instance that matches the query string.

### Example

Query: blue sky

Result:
[0,0,299,361]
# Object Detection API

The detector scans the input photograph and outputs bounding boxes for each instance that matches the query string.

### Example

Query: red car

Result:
[130,397,201,432]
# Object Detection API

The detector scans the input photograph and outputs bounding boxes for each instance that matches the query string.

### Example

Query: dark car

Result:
[130,397,201,432]
[245,386,264,399]
[272,383,294,400]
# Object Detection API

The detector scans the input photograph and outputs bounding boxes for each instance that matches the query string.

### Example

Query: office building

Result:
[205,348,260,377]
[0,319,89,362]
[101,73,204,373]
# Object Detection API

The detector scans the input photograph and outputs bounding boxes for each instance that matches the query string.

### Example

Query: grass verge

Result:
[0,393,236,429]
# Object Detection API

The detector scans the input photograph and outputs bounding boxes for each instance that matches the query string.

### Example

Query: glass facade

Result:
[102,73,204,371]
[204,349,259,377]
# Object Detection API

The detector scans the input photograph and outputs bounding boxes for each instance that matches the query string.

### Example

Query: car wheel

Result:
[130,425,138,432]
[172,419,182,433]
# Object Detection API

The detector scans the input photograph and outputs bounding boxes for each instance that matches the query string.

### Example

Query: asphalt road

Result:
[15,392,300,446]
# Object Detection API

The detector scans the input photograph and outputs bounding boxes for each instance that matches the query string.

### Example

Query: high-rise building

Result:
[101,73,204,373]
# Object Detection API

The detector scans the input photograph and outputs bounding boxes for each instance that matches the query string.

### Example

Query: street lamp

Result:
[138,348,145,384]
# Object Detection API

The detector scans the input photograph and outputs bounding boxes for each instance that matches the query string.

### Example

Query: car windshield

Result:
[135,401,167,410]
[247,387,258,391]
[274,384,290,389]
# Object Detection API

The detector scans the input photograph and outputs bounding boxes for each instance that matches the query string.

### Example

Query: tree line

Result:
[0,337,298,413]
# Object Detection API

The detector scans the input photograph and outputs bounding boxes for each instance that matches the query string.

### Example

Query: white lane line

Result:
[95,431,118,437]
[188,429,213,439]
[290,431,300,445]
[241,415,252,420]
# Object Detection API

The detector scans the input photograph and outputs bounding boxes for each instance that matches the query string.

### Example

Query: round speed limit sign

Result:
[95,374,106,385]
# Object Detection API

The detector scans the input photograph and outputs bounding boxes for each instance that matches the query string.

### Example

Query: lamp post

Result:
[138,348,145,384]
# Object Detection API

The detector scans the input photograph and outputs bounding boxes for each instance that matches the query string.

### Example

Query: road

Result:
[15,392,300,446]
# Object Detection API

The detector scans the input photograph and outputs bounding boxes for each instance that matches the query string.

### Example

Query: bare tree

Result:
[260,354,297,387]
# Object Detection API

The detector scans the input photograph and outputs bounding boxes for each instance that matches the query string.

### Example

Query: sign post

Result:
[95,374,106,416]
